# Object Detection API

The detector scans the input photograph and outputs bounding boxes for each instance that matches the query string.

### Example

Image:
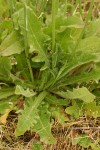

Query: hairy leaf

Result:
[13,7,49,69]
[32,142,43,150]
[72,134,91,148]
[45,94,69,106]
[0,95,18,114]
[65,103,83,118]
[15,53,31,81]
[15,91,47,136]
[67,87,95,103]
[56,87,95,103]
[0,87,15,100]
[0,0,9,17]
[15,85,37,97]
[61,67,100,85]
[54,53,100,84]
[84,102,100,118]
[0,56,12,80]
[77,36,100,53]
[32,105,56,144]
[51,106,68,125]
[0,31,24,56]
[85,18,100,38]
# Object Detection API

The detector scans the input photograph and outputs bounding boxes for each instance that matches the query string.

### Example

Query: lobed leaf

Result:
[13,6,49,69]
[15,85,37,97]
[32,105,56,144]
[15,91,47,136]
[84,102,100,118]
[65,102,83,118]
[66,87,95,103]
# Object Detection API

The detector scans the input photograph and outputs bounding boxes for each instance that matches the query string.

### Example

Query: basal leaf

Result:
[0,56,12,80]
[13,7,49,69]
[15,91,47,136]
[44,15,83,38]
[15,53,31,81]
[56,87,96,103]
[0,31,24,56]
[65,103,83,118]
[0,20,13,40]
[54,53,100,83]
[51,106,68,125]
[61,67,100,85]
[72,134,91,148]
[45,94,69,106]
[0,95,18,114]
[0,0,9,18]
[67,87,95,103]
[0,95,18,124]
[91,141,100,150]
[56,28,74,52]
[26,7,49,69]
[32,105,56,144]
[84,102,100,118]
[15,85,37,97]
[77,36,100,53]
[85,18,100,38]
[0,87,15,100]
[32,142,43,150]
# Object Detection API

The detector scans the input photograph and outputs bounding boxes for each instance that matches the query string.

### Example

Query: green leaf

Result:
[0,0,9,18]
[15,85,37,97]
[64,67,100,85]
[72,134,91,148]
[77,36,100,53]
[32,142,43,150]
[0,20,13,40]
[0,95,18,114]
[65,103,83,118]
[45,94,69,106]
[44,15,83,38]
[0,20,13,31]
[56,28,74,52]
[0,31,24,56]
[84,102,100,118]
[15,91,47,136]
[32,105,56,144]
[55,87,95,103]
[0,87,15,100]
[15,53,31,81]
[66,87,95,103]
[13,7,49,69]
[91,140,100,150]
[51,106,68,125]
[27,7,49,69]
[0,56,12,80]
[85,18,100,38]
[54,52,100,83]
